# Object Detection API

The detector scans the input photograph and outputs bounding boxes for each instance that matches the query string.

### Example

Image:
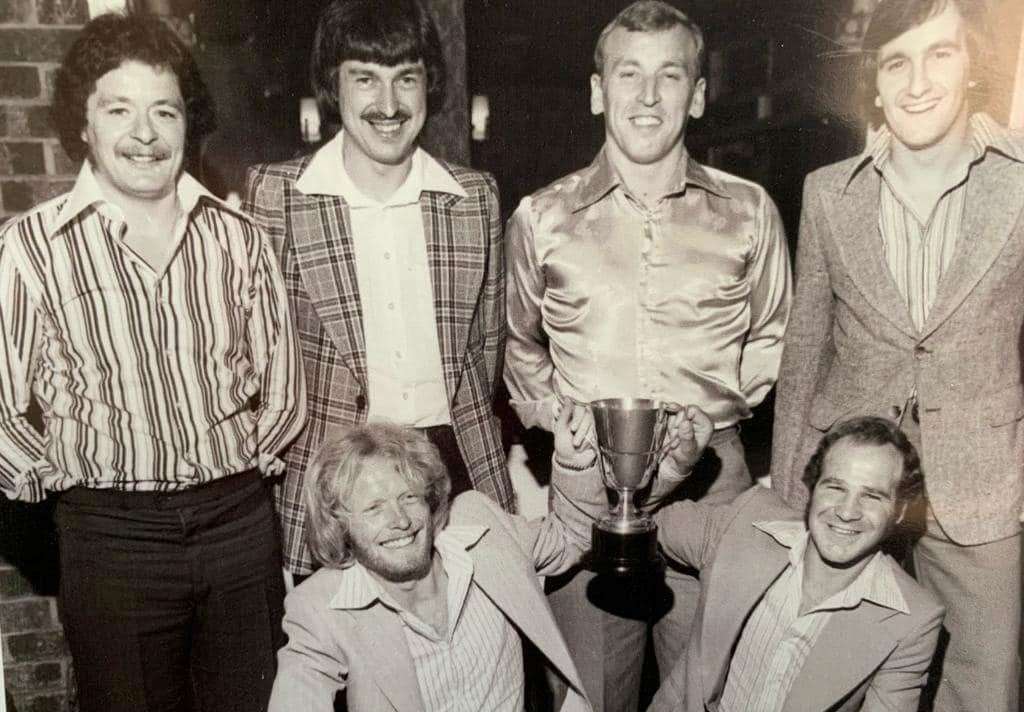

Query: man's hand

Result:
[665,406,713,475]
[552,399,596,471]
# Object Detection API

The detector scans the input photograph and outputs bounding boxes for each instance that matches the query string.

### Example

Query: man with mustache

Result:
[504,1,791,708]
[0,13,306,712]
[772,0,1024,709]
[245,0,514,583]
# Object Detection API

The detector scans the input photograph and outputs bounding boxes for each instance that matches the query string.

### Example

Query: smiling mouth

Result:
[122,153,168,165]
[902,99,941,114]
[630,116,662,127]
[380,533,417,549]
[827,523,862,537]
[367,118,406,136]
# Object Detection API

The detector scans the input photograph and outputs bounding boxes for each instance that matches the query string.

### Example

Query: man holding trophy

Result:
[504,1,791,708]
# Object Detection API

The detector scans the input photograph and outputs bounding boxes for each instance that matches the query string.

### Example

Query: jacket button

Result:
[914,344,930,359]
[355,394,366,410]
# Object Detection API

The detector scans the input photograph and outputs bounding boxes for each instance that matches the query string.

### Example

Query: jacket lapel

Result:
[921,157,1024,338]
[701,530,791,701]
[782,603,900,712]
[822,171,917,337]
[349,605,425,712]
[469,535,589,703]
[288,188,368,387]
[421,189,483,403]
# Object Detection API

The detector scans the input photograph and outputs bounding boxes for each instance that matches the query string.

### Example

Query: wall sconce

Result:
[300,97,322,143]
[471,94,490,142]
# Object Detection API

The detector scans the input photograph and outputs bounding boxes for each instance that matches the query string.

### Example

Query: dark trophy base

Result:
[591,522,663,576]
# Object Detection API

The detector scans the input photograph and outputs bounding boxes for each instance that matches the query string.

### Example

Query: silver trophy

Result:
[589,398,678,574]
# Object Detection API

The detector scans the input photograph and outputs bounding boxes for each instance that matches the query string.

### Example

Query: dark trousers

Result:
[419,424,473,499]
[55,471,286,712]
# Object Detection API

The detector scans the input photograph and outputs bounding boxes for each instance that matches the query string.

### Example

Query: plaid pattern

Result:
[245,155,513,574]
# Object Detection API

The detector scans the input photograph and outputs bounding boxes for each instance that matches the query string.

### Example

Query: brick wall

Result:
[1,0,84,708]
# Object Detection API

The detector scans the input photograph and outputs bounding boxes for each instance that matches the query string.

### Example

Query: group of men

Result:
[0,0,1020,711]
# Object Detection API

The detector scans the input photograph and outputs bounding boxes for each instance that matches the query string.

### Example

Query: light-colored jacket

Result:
[648,487,945,712]
[771,122,1024,544]
[268,489,594,712]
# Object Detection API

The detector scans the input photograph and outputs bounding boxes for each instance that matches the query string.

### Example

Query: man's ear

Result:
[688,77,707,120]
[590,74,605,116]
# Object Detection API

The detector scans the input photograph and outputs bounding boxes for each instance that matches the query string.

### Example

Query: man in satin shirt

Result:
[504,1,791,708]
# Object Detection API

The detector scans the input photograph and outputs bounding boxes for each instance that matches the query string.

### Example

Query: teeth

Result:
[381,534,414,548]
[632,116,661,126]
[829,525,859,535]
[370,120,402,134]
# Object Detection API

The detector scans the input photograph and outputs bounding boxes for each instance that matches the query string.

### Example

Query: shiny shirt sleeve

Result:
[504,196,556,431]
[739,191,792,407]
[249,226,307,475]
[0,234,47,501]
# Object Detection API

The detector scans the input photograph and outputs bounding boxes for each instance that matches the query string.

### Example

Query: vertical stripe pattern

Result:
[0,169,305,501]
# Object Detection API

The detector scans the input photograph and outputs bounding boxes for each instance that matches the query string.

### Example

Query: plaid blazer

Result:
[245,152,514,574]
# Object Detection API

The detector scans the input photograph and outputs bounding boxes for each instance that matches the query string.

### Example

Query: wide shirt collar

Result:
[753,519,909,615]
[294,130,467,204]
[572,144,732,213]
[47,161,231,239]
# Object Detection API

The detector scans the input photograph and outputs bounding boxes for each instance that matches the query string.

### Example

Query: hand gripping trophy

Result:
[589,398,679,575]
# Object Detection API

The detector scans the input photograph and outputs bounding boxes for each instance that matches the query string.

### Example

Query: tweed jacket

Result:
[771,123,1024,545]
[244,141,514,574]
[269,489,594,712]
[647,487,945,712]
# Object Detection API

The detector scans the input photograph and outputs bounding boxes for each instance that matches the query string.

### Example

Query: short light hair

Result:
[860,0,994,128]
[593,0,705,77]
[304,423,452,569]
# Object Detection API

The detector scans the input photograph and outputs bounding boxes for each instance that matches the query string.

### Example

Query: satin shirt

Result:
[505,148,791,430]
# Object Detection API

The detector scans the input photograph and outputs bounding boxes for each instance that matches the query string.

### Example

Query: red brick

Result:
[5,629,67,662]
[36,0,88,25]
[0,177,71,213]
[0,597,56,632]
[5,661,64,692]
[0,29,78,63]
[0,141,47,175]
[1,105,54,138]
[0,65,41,99]
[0,0,36,24]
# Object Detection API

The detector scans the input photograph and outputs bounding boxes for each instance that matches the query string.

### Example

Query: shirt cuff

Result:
[258,452,286,477]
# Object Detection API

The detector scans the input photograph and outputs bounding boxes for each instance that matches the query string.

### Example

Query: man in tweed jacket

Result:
[772,1,1024,709]
[244,0,513,577]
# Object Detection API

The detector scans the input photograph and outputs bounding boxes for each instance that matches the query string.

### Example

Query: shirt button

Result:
[395,350,402,359]
[388,302,395,310]
[402,393,409,401]
[384,252,391,260]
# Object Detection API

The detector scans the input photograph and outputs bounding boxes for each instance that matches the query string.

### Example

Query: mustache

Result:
[360,109,412,122]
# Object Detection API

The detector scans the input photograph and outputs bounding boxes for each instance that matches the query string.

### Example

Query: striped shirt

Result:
[0,163,306,501]
[333,526,524,711]
[864,114,1007,331]
[718,520,908,712]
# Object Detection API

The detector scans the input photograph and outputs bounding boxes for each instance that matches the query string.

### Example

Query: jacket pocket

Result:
[984,384,1024,427]
[808,393,852,432]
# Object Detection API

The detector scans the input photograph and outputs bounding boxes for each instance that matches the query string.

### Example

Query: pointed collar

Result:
[328,525,488,611]
[752,520,909,615]
[294,130,467,203]
[572,144,731,212]
[844,112,1024,190]
[47,161,233,239]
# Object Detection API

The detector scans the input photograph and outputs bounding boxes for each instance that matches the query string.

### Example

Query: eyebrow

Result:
[96,95,184,109]
[880,39,962,63]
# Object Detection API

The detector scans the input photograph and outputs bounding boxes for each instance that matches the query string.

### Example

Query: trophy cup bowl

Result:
[589,397,677,575]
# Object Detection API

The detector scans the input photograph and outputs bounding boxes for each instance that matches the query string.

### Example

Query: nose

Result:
[378,83,399,117]
[132,112,157,144]
[907,58,933,98]
[639,75,660,107]
[835,494,863,522]
[383,500,412,530]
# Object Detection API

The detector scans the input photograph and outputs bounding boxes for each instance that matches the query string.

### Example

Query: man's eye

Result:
[883,58,906,72]
[619,70,638,79]
[662,73,682,81]
[108,107,129,116]
[355,76,373,87]
[401,493,423,504]
[156,110,180,120]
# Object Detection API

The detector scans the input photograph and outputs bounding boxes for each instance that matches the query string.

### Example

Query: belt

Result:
[59,468,262,509]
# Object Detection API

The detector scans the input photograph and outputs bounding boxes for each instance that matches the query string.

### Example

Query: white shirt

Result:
[296,131,467,426]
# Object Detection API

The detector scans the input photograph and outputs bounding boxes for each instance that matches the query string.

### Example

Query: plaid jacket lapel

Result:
[421,189,484,401]
[287,188,368,388]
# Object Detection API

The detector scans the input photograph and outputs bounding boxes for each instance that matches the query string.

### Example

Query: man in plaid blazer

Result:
[244,0,514,576]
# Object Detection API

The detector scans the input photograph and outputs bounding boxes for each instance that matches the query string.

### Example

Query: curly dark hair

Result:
[803,416,925,516]
[859,0,994,129]
[310,0,446,124]
[52,12,215,163]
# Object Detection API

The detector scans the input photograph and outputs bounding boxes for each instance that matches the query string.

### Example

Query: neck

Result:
[373,553,444,611]
[888,113,972,184]
[342,140,415,202]
[605,139,686,208]
[801,545,871,610]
